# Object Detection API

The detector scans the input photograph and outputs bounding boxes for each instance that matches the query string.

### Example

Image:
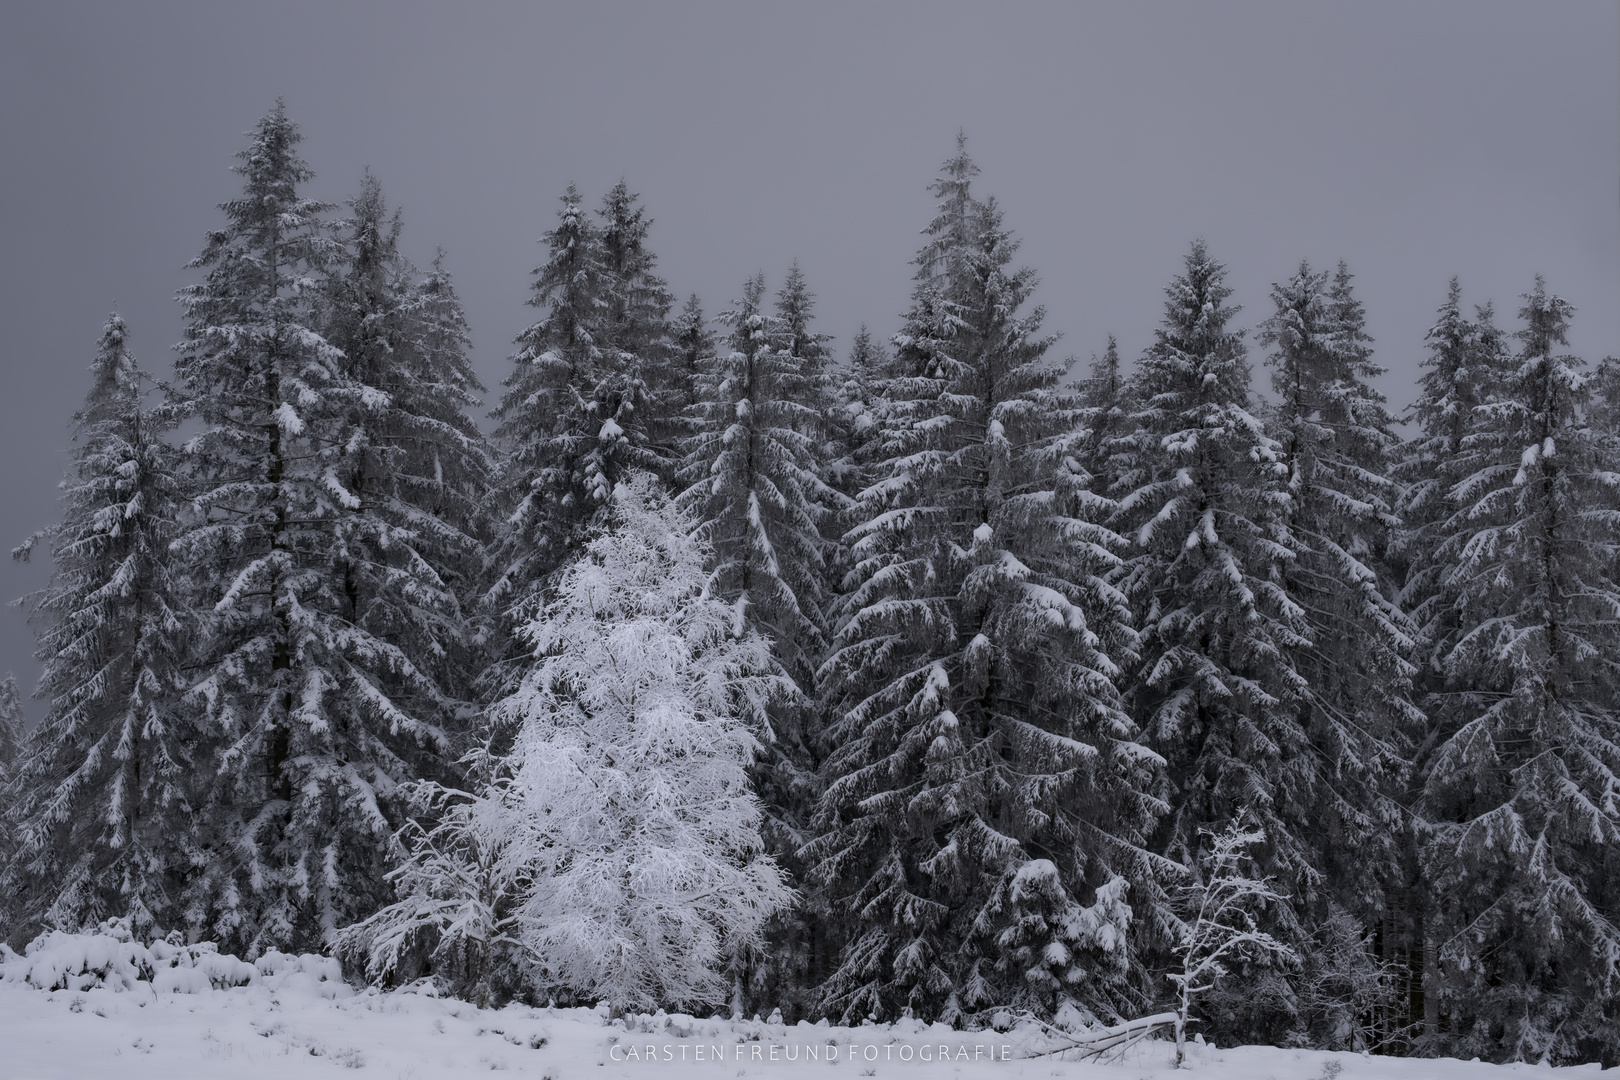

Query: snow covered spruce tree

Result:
[1398,280,1514,682]
[1257,262,1420,982]
[2,315,193,944]
[681,273,839,738]
[679,270,842,1014]
[486,184,673,648]
[489,473,793,1012]
[598,181,678,463]
[0,673,20,778]
[168,104,464,953]
[828,325,892,504]
[322,170,492,720]
[1414,281,1620,1064]
[1392,281,1515,1038]
[774,262,836,413]
[486,186,604,624]
[1108,240,1313,1042]
[808,139,1161,1025]
[662,293,715,445]
[1079,334,1130,485]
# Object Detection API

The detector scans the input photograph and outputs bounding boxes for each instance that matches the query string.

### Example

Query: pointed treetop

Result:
[72,313,146,442]
[774,261,832,372]
[1517,275,1575,358]
[598,179,652,254]
[1144,239,1248,401]
[917,133,981,283]
[346,167,403,273]
[1089,333,1122,389]
[230,98,315,202]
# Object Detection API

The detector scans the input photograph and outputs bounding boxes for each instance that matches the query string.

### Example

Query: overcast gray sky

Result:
[1,1,1615,715]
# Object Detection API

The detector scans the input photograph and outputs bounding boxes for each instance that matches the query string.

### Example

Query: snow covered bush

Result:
[0,917,158,992]
[333,771,532,1008]
[1295,905,1405,1053]
[0,917,338,996]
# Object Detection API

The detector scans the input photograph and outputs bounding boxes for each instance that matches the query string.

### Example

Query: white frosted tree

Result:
[809,140,1161,1025]
[1108,240,1314,1042]
[1416,280,1620,1064]
[1167,817,1296,1066]
[491,473,793,1012]
[3,315,194,944]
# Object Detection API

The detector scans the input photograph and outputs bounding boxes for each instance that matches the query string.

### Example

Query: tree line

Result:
[0,104,1615,1067]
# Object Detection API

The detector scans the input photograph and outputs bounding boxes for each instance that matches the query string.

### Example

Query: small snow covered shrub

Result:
[148,937,256,993]
[332,775,530,1008]
[0,917,337,996]
[0,917,154,991]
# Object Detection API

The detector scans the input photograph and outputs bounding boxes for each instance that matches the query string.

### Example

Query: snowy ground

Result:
[0,931,1608,1080]
[5,983,1614,1080]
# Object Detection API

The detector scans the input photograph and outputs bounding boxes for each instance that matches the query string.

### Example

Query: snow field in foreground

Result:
[0,978,1609,1080]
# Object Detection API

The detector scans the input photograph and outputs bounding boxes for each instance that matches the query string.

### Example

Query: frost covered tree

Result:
[1415,281,1620,1064]
[1108,241,1314,1040]
[1166,817,1296,1066]
[1257,261,1419,941]
[168,104,458,953]
[490,473,793,1012]
[808,140,1160,1025]
[3,315,193,943]
[1295,904,1406,1053]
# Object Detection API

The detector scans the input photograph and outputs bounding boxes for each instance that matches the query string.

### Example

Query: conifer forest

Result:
[2,102,1618,1069]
